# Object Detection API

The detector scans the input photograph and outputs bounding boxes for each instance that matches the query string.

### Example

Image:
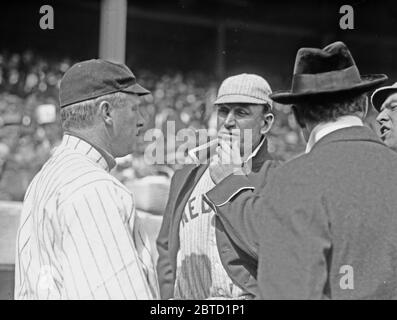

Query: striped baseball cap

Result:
[214,73,272,108]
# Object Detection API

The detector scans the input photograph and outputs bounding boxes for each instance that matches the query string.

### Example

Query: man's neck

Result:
[64,129,117,170]
[65,129,113,156]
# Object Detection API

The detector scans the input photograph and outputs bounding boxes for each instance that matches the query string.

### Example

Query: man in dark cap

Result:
[371,82,397,151]
[14,59,158,299]
[206,42,397,299]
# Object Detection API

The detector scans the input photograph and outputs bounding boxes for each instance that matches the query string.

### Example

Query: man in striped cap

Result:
[14,59,159,299]
[205,42,397,299]
[156,73,280,299]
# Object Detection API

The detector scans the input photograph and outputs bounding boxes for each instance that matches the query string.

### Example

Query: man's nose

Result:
[224,111,236,129]
[137,107,146,126]
[376,109,389,124]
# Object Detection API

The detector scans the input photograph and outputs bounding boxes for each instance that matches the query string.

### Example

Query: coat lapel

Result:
[169,138,275,262]
[250,139,274,172]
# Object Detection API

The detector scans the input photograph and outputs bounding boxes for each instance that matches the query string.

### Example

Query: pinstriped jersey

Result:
[174,168,249,299]
[14,134,159,299]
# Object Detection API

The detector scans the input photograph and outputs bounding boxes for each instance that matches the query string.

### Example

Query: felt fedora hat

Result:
[270,41,388,104]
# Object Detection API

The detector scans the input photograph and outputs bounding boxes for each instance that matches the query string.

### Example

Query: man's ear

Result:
[292,105,311,142]
[99,100,113,126]
[260,113,274,135]
[358,96,369,120]
[291,105,305,128]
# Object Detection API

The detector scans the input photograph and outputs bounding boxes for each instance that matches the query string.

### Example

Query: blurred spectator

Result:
[0,50,309,200]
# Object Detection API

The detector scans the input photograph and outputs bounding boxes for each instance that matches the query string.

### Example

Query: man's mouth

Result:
[218,130,240,139]
[380,125,391,140]
[136,126,143,136]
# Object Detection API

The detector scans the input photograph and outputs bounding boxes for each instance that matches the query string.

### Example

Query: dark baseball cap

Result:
[59,59,150,108]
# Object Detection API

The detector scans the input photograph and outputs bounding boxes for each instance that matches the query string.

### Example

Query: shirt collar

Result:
[61,132,116,171]
[245,135,266,163]
[305,115,364,153]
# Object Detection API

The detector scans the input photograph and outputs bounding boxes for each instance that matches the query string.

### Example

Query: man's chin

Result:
[385,139,397,151]
[116,148,134,158]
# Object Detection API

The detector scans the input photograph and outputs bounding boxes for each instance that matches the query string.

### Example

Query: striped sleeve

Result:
[132,214,160,299]
[58,179,155,300]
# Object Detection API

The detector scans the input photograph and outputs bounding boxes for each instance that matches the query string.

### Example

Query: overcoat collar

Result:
[310,125,385,153]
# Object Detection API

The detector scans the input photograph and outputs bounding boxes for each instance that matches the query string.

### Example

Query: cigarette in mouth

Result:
[188,138,219,162]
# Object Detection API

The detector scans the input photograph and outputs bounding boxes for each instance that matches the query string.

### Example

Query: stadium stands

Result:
[0,50,307,201]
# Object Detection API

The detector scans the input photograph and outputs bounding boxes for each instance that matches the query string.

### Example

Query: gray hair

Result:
[60,92,126,130]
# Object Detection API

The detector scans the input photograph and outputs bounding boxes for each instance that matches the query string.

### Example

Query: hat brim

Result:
[371,86,397,112]
[214,94,272,106]
[270,74,388,105]
[122,83,150,96]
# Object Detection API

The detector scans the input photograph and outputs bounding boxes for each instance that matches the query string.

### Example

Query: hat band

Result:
[291,66,362,94]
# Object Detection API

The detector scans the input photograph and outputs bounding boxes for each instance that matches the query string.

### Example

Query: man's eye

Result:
[218,108,229,115]
[236,110,248,116]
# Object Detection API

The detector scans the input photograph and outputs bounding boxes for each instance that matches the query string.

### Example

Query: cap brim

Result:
[122,83,150,96]
[214,94,272,106]
[371,86,397,112]
[270,74,388,105]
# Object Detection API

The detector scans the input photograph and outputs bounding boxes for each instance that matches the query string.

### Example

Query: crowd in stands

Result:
[0,51,307,201]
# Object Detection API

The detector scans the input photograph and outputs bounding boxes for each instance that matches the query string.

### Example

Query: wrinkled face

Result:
[376,92,397,151]
[111,94,145,157]
[216,103,273,155]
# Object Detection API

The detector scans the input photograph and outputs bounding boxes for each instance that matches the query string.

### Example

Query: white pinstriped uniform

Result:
[174,168,248,299]
[14,134,159,299]
[174,139,265,299]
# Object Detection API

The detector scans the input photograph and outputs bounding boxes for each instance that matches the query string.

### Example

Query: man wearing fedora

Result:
[206,42,397,299]
[14,59,158,299]
[371,82,397,151]
[156,73,279,299]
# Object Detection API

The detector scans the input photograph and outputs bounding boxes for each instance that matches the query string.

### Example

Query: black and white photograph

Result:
[1,0,397,307]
